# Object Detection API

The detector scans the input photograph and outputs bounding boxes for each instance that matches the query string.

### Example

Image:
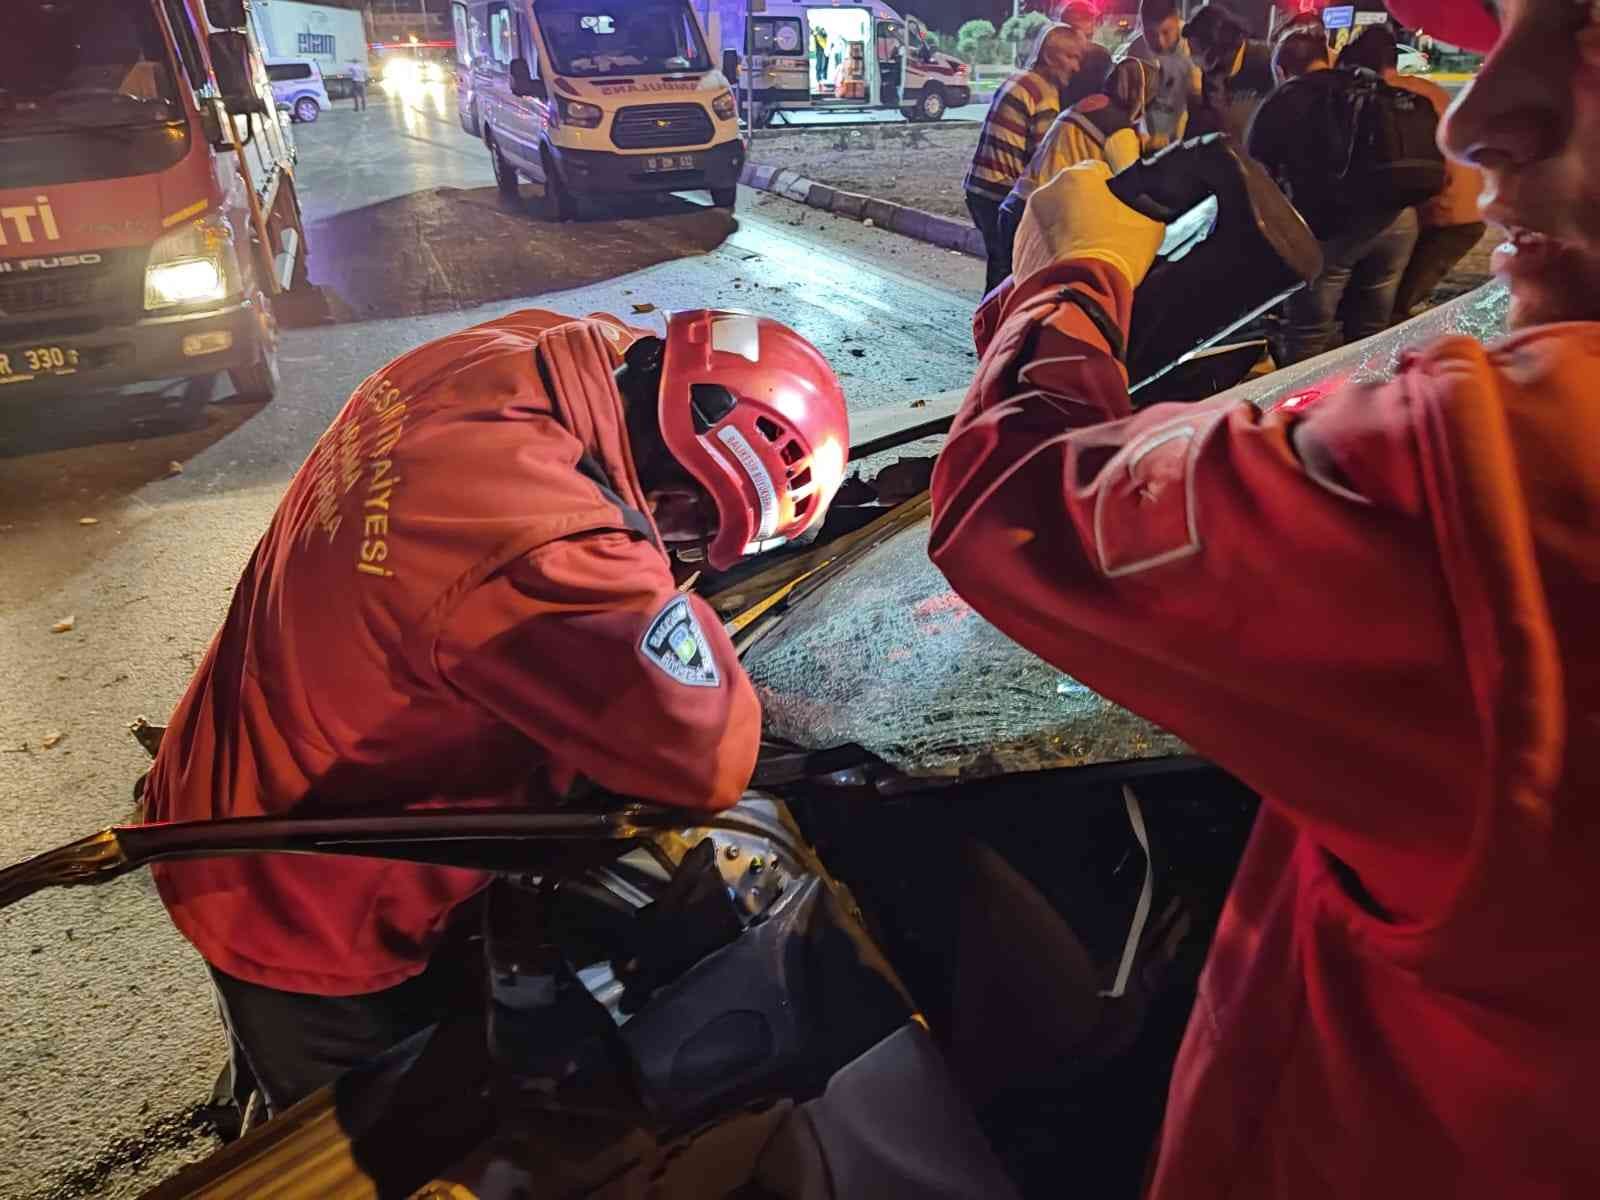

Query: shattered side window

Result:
[743,520,1188,780]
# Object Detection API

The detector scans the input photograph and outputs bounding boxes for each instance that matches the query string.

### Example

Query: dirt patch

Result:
[749,123,981,221]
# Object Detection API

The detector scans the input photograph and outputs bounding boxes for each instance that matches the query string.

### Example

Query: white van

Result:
[453,0,745,219]
[704,0,971,125]
[265,57,334,124]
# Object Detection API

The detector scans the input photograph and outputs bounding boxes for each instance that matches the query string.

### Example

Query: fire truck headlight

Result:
[145,213,238,310]
[147,258,226,307]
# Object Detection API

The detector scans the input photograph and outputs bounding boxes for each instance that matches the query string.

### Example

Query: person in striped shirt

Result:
[964,23,1088,292]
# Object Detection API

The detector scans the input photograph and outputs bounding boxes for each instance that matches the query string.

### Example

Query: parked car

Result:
[1397,45,1431,74]
[265,56,334,122]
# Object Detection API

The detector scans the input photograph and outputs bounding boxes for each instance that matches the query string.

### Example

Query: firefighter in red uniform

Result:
[144,307,850,1117]
[930,1,1600,1195]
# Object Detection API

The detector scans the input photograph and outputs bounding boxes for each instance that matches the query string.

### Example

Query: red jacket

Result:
[146,310,759,996]
[930,263,1600,1198]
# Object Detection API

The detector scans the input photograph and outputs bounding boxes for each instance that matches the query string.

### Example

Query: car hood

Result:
[743,283,1511,781]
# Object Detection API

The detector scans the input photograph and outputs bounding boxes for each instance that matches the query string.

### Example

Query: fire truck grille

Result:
[0,254,138,331]
[611,104,714,149]
[0,272,98,313]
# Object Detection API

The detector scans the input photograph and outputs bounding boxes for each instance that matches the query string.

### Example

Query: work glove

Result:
[1013,159,1167,290]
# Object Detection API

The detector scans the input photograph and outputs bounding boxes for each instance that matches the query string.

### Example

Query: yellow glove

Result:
[1012,160,1167,290]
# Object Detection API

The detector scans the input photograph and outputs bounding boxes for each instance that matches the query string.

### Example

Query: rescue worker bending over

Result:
[930,0,1600,1194]
[143,308,850,1118]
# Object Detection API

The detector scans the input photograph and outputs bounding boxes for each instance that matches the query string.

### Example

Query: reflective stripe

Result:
[716,425,779,539]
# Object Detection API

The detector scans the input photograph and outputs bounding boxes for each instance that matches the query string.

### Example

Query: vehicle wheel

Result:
[229,346,280,402]
[228,299,280,402]
[538,151,575,221]
[917,85,947,122]
[488,134,519,198]
[294,97,320,124]
[710,186,738,209]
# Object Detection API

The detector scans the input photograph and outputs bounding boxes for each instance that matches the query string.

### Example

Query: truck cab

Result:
[0,0,308,403]
[454,0,745,218]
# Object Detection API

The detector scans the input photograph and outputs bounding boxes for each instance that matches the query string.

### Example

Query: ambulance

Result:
[702,0,973,125]
[452,0,746,218]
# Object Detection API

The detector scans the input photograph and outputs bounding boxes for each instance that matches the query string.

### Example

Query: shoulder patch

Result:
[640,597,721,688]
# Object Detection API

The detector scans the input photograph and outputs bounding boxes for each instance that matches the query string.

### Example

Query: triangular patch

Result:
[640,597,721,688]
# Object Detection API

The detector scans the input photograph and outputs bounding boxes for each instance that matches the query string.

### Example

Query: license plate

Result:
[642,154,697,172]
[0,344,82,384]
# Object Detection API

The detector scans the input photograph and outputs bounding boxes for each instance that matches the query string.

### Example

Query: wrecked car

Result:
[0,276,1511,1199]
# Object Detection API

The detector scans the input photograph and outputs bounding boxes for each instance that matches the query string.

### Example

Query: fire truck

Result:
[0,0,310,404]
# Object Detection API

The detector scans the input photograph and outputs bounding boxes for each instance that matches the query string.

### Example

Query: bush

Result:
[1001,11,1052,62]
[956,18,999,64]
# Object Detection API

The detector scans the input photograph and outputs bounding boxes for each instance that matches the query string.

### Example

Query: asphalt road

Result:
[0,85,983,1198]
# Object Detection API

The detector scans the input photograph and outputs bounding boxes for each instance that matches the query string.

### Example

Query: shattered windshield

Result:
[0,0,183,135]
[536,0,712,77]
[743,517,1190,780]
[743,284,1512,781]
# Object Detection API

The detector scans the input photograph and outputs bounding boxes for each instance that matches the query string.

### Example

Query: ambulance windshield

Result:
[536,0,713,77]
[0,0,183,135]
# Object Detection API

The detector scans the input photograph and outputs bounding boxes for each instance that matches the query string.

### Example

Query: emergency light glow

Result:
[146,259,226,307]
[808,435,846,511]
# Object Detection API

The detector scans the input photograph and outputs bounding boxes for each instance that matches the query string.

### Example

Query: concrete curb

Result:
[739,161,984,259]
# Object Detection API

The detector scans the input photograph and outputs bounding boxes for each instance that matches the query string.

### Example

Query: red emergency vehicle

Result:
[0,0,309,403]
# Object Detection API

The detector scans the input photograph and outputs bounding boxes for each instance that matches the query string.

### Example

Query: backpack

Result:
[1317,68,1446,219]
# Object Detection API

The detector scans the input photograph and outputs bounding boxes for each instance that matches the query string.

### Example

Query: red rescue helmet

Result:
[1382,0,1498,52]
[658,310,850,571]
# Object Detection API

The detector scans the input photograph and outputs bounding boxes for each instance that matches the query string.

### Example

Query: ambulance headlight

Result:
[144,212,239,310]
[712,89,737,120]
[557,97,602,128]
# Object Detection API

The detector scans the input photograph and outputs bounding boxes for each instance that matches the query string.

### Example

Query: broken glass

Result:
[745,284,1511,781]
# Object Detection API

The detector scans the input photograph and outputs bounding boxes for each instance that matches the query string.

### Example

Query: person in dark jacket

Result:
[1246,32,1422,361]
[1182,4,1273,139]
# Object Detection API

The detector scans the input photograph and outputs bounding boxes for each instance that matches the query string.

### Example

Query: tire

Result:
[228,298,280,402]
[293,97,320,124]
[710,186,738,209]
[488,133,519,198]
[538,150,575,221]
[917,85,946,122]
[228,346,280,402]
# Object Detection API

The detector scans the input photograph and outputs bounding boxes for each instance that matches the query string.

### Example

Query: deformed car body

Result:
[0,282,1510,1199]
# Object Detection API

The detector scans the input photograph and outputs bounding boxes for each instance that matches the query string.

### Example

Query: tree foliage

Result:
[1000,11,1053,62]
[955,18,999,64]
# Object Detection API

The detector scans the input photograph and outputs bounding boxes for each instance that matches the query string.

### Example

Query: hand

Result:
[1012,160,1167,290]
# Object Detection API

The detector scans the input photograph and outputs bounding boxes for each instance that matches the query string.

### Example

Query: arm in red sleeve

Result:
[435,530,759,811]
[931,262,1482,921]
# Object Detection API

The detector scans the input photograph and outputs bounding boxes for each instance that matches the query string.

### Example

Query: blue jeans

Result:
[1283,208,1420,364]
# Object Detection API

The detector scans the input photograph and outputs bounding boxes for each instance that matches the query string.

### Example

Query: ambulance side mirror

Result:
[723,49,741,81]
[510,57,544,100]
